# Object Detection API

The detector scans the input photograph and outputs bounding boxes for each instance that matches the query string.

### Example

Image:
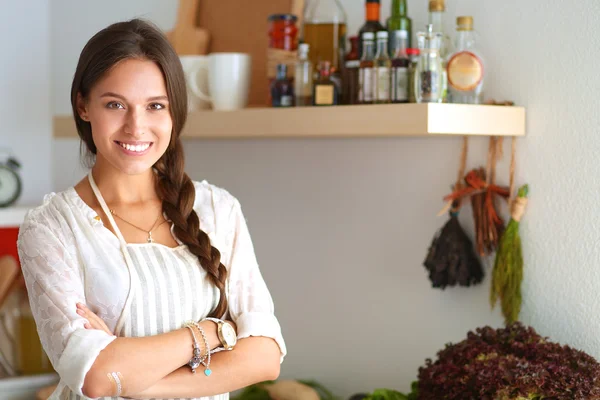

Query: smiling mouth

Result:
[114,141,153,153]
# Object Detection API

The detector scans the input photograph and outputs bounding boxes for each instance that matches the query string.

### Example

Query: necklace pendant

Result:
[147,231,153,243]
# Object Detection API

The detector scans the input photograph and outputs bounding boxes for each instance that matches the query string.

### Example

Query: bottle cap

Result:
[276,64,288,75]
[376,31,388,39]
[362,32,375,40]
[428,0,445,12]
[268,14,298,23]
[457,16,474,31]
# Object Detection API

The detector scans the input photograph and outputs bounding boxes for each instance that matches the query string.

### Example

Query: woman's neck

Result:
[91,164,158,206]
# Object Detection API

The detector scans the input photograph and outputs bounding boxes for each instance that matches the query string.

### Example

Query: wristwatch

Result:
[205,318,237,350]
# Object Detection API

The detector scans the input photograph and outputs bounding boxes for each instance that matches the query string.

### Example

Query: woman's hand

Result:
[76,303,113,336]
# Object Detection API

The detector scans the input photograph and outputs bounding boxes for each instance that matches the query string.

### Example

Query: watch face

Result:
[222,323,237,345]
[0,166,21,207]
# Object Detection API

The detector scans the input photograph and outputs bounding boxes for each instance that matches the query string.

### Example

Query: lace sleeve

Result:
[225,199,286,362]
[17,219,116,396]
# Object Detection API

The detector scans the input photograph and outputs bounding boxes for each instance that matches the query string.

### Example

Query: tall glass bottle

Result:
[358,0,385,58]
[415,24,443,103]
[343,36,360,104]
[295,43,313,106]
[387,0,412,55]
[447,16,485,104]
[391,31,410,103]
[428,0,450,102]
[358,32,376,104]
[374,31,391,103]
[303,0,348,73]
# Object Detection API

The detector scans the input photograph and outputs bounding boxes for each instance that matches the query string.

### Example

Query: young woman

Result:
[17,18,285,399]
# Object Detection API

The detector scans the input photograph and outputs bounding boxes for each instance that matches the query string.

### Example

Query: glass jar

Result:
[415,24,443,103]
[268,14,299,51]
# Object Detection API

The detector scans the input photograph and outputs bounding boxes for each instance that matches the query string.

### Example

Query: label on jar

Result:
[447,51,484,91]
[376,67,391,101]
[315,85,334,105]
[392,67,408,102]
[281,95,293,107]
[359,67,374,102]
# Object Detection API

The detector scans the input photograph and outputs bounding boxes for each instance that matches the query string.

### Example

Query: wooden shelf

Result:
[0,206,30,228]
[53,103,526,139]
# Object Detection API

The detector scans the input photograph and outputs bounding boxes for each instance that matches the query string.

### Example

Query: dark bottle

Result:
[342,36,360,104]
[313,61,339,106]
[270,64,294,107]
[387,0,412,54]
[358,0,385,59]
[390,31,410,103]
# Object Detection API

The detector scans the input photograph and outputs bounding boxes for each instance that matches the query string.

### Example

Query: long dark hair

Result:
[70,18,228,318]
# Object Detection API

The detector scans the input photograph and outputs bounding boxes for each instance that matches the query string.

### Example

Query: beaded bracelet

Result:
[187,321,212,376]
[184,324,203,374]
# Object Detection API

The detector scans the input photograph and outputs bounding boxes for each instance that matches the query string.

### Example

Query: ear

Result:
[76,93,89,121]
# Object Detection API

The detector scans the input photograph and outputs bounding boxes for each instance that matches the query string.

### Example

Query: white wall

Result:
[49,0,600,397]
[0,1,51,206]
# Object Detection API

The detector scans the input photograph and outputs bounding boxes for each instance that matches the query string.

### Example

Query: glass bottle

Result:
[391,31,410,103]
[387,0,412,55]
[313,61,338,106]
[374,31,391,104]
[428,0,451,102]
[358,0,385,58]
[343,36,360,105]
[358,32,376,104]
[295,44,313,106]
[447,16,485,104]
[406,48,420,103]
[415,24,443,103]
[303,0,348,73]
[270,64,294,107]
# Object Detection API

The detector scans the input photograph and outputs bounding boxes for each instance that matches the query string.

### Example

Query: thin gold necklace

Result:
[109,209,168,243]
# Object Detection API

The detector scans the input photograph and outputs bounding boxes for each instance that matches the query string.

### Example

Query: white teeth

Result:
[118,142,150,152]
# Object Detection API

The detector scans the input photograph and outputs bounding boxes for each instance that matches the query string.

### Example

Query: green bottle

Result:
[387,0,412,55]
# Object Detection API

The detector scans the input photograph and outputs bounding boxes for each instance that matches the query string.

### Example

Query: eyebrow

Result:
[100,92,169,102]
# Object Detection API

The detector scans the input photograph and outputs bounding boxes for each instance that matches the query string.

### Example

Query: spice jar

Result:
[268,14,299,51]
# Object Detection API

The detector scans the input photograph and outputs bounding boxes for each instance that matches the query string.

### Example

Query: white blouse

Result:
[17,178,286,399]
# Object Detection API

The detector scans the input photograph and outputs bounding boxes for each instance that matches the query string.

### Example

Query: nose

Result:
[124,107,146,137]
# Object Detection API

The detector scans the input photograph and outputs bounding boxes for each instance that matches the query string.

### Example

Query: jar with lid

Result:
[415,24,443,103]
[268,14,299,51]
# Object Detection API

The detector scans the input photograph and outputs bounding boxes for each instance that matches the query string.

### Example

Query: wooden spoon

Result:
[166,0,210,55]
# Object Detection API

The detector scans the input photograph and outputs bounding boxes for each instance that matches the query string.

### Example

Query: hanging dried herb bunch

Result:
[423,137,484,289]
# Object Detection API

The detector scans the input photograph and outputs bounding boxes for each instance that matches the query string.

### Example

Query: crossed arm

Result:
[79,303,281,398]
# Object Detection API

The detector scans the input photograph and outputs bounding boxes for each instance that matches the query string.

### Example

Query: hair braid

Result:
[154,139,228,318]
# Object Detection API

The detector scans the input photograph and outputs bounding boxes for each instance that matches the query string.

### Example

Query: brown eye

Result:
[149,103,166,110]
[106,101,124,109]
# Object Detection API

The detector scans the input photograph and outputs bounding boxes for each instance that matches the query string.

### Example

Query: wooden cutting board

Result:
[0,255,18,309]
[195,0,303,107]
[167,0,210,55]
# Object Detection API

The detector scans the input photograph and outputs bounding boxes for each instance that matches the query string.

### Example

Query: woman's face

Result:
[78,58,173,176]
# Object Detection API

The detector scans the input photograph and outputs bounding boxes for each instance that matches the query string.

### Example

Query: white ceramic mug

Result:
[179,55,211,112]
[190,53,252,111]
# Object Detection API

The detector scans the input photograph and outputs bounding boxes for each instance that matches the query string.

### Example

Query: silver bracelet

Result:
[188,321,212,376]
[184,324,203,374]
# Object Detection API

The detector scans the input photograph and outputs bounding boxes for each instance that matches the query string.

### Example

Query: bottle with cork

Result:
[447,16,485,104]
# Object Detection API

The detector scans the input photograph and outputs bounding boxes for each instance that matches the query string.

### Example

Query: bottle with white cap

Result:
[358,31,376,104]
[374,30,391,103]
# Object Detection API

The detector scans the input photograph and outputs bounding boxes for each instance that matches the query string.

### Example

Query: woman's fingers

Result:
[76,303,112,335]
